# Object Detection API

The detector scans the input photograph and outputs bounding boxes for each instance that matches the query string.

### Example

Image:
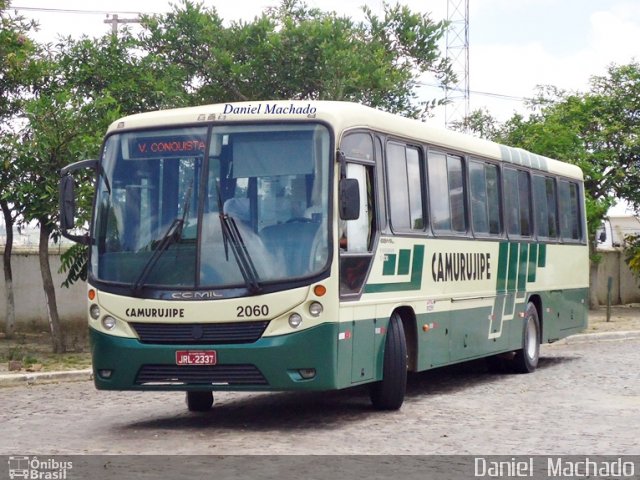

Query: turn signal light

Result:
[313,285,326,297]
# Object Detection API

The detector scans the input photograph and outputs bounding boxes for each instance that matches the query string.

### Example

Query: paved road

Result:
[1,337,638,455]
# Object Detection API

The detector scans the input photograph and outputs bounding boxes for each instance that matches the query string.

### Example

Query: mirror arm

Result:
[338,150,347,179]
[60,159,98,176]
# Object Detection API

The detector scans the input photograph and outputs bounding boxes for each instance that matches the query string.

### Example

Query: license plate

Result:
[175,350,217,366]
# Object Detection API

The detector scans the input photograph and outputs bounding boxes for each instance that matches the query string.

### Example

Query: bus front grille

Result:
[130,321,269,344]
[135,364,268,386]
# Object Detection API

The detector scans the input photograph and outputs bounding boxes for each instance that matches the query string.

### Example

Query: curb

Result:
[554,330,640,345]
[0,368,93,387]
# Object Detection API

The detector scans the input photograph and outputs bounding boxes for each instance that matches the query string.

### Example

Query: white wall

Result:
[595,250,640,305]
[0,247,86,329]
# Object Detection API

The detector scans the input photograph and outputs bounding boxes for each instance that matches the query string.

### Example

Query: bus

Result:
[59,100,588,411]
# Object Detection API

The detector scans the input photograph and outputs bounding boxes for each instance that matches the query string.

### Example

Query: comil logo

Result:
[8,456,73,479]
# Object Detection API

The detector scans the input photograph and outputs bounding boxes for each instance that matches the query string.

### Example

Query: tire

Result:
[369,312,407,410]
[186,391,214,412]
[513,302,540,373]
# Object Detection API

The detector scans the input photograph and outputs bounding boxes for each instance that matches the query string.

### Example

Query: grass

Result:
[0,324,92,373]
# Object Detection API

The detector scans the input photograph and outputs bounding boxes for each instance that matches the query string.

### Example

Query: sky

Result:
[1,0,637,238]
[8,0,640,127]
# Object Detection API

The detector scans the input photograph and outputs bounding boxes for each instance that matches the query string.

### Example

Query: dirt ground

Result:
[0,304,639,374]
[586,303,640,333]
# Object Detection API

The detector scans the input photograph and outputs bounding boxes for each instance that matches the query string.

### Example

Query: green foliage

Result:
[139,0,453,118]
[625,234,640,280]
[59,243,88,288]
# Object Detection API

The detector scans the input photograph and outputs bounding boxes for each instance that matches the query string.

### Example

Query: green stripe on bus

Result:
[364,245,425,293]
[528,244,538,283]
[517,243,528,291]
[538,243,547,268]
[383,254,396,276]
[507,242,519,292]
[397,249,411,275]
[496,242,509,293]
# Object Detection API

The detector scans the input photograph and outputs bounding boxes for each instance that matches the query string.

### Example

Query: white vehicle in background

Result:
[597,215,640,250]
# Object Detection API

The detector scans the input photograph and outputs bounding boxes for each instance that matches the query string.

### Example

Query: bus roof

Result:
[108,100,583,180]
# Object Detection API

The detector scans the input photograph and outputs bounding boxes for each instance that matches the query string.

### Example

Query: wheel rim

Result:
[525,316,538,360]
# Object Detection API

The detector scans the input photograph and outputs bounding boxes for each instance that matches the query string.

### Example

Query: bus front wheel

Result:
[513,302,540,373]
[369,312,407,410]
[186,391,214,411]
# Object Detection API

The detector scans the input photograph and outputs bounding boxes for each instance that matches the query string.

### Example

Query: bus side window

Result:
[504,167,532,238]
[428,151,466,233]
[469,159,501,235]
[532,175,558,239]
[558,180,582,241]
[386,142,424,231]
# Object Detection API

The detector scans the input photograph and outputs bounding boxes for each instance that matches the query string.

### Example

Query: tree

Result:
[139,0,453,118]
[14,85,102,352]
[0,0,38,338]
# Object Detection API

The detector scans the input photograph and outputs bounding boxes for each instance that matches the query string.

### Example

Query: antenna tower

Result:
[444,0,469,129]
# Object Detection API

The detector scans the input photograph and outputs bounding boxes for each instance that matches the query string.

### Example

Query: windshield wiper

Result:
[216,183,261,294]
[132,183,192,295]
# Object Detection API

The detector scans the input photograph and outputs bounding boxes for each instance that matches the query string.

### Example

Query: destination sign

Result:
[129,134,207,159]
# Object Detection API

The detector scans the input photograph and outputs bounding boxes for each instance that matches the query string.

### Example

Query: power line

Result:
[419,82,527,102]
[12,6,148,16]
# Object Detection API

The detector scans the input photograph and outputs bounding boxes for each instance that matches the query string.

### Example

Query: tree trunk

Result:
[39,219,65,353]
[1,200,16,339]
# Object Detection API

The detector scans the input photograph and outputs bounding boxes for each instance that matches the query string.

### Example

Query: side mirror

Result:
[59,159,98,244]
[60,174,76,230]
[339,178,360,220]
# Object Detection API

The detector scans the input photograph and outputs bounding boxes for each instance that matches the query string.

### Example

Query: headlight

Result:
[89,304,100,320]
[102,316,116,330]
[308,302,323,317]
[288,313,303,328]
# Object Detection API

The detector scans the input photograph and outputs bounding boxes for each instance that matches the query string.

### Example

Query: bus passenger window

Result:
[504,168,532,237]
[558,180,581,241]
[469,160,501,235]
[533,175,558,239]
[428,152,466,233]
[386,142,424,231]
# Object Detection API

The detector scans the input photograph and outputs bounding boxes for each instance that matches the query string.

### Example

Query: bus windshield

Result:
[91,123,331,291]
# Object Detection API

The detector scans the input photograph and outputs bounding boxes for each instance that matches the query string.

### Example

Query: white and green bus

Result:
[59,101,588,411]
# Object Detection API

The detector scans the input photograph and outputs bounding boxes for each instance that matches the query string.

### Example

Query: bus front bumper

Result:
[90,323,341,392]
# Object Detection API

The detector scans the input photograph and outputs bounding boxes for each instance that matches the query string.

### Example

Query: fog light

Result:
[288,313,303,328]
[102,316,116,330]
[98,369,113,379]
[308,301,323,317]
[298,368,316,379]
[89,304,100,320]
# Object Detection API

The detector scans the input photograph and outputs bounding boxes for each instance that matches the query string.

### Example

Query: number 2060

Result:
[237,305,269,317]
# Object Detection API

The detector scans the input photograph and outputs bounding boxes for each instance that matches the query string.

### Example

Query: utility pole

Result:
[445,0,469,130]
[104,14,140,35]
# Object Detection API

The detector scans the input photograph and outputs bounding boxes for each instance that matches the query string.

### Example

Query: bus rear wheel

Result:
[369,312,407,410]
[513,302,540,373]
[186,391,214,411]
